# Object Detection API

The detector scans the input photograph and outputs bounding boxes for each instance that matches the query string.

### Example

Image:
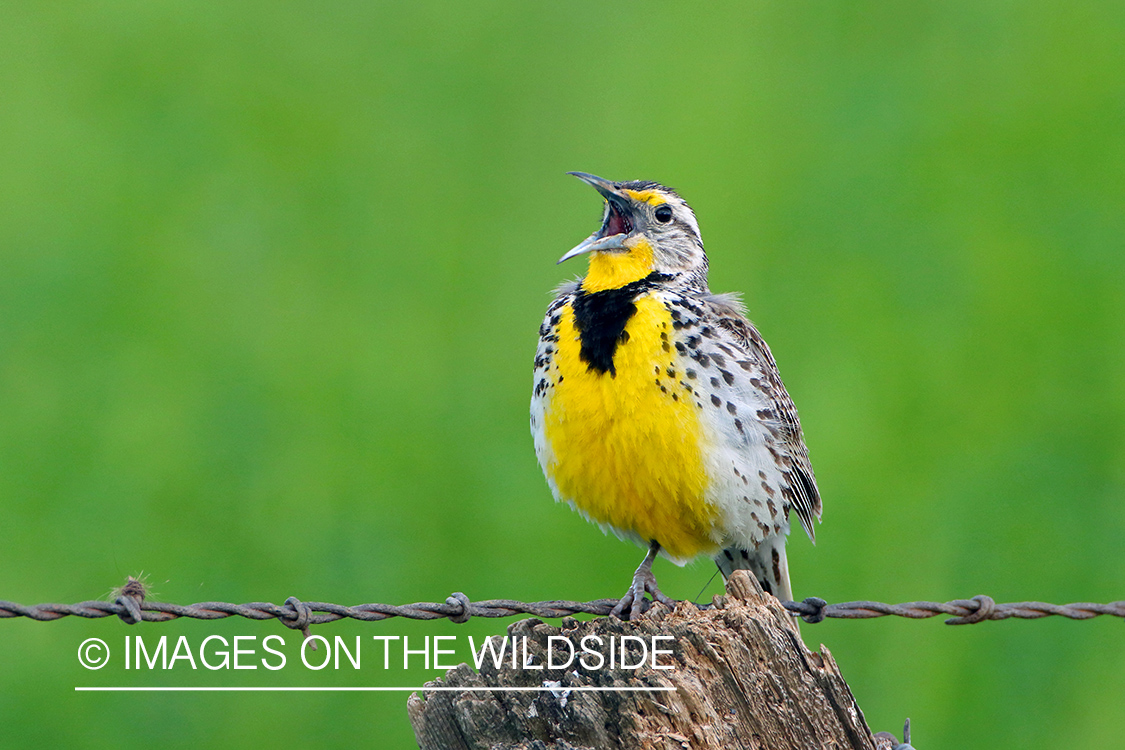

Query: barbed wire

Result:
[2,578,1122,637]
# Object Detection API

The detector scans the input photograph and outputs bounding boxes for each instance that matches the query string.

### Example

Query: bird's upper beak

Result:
[558,172,634,264]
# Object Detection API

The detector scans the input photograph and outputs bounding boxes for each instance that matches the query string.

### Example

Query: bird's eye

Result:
[654,205,673,223]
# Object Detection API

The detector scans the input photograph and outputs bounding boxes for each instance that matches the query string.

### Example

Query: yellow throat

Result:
[580,238,654,293]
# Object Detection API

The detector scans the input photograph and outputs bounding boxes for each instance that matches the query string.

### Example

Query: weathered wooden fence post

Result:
[408,571,884,749]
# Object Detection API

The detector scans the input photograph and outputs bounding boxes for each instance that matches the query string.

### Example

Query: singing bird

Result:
[530,173,821,619]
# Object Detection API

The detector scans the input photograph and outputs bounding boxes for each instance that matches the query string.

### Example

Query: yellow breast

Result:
[542,294,715,560]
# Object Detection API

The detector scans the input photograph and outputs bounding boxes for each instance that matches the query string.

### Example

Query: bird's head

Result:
[560,172,708,293]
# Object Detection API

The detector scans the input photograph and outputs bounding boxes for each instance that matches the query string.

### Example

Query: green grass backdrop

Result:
[2,2,1123,747]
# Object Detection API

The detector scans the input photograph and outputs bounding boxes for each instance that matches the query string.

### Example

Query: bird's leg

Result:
[610,540,675,620]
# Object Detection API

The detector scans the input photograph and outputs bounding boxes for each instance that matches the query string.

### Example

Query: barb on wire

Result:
[2,577,1123,630]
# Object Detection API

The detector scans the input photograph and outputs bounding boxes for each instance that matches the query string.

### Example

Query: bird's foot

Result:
[610,566,675,621]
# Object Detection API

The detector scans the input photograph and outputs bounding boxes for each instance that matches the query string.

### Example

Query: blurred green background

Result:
[2,2,1123,747]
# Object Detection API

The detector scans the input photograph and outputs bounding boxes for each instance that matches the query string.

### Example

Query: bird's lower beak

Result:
[557,233,627,264]
[558,172,634,265]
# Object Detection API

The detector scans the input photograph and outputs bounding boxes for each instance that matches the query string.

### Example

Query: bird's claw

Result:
[610,567,674,621]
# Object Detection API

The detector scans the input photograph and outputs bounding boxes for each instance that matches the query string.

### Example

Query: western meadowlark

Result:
[531,172,821,619]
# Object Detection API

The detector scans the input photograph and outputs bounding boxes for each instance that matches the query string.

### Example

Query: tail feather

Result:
[714,540,793,603]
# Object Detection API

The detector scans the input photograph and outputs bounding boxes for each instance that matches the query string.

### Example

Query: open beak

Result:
[558,172,634,264]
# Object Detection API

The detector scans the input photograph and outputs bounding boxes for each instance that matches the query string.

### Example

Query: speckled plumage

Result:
[531,174,821,611]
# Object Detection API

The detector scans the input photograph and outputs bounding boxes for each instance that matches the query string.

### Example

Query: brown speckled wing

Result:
[705,293,823,541]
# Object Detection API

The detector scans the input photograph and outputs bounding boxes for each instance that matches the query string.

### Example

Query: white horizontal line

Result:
[75,686,676,693]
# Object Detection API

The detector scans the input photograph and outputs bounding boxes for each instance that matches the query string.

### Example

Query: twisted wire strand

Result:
[2,586,1124,627]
